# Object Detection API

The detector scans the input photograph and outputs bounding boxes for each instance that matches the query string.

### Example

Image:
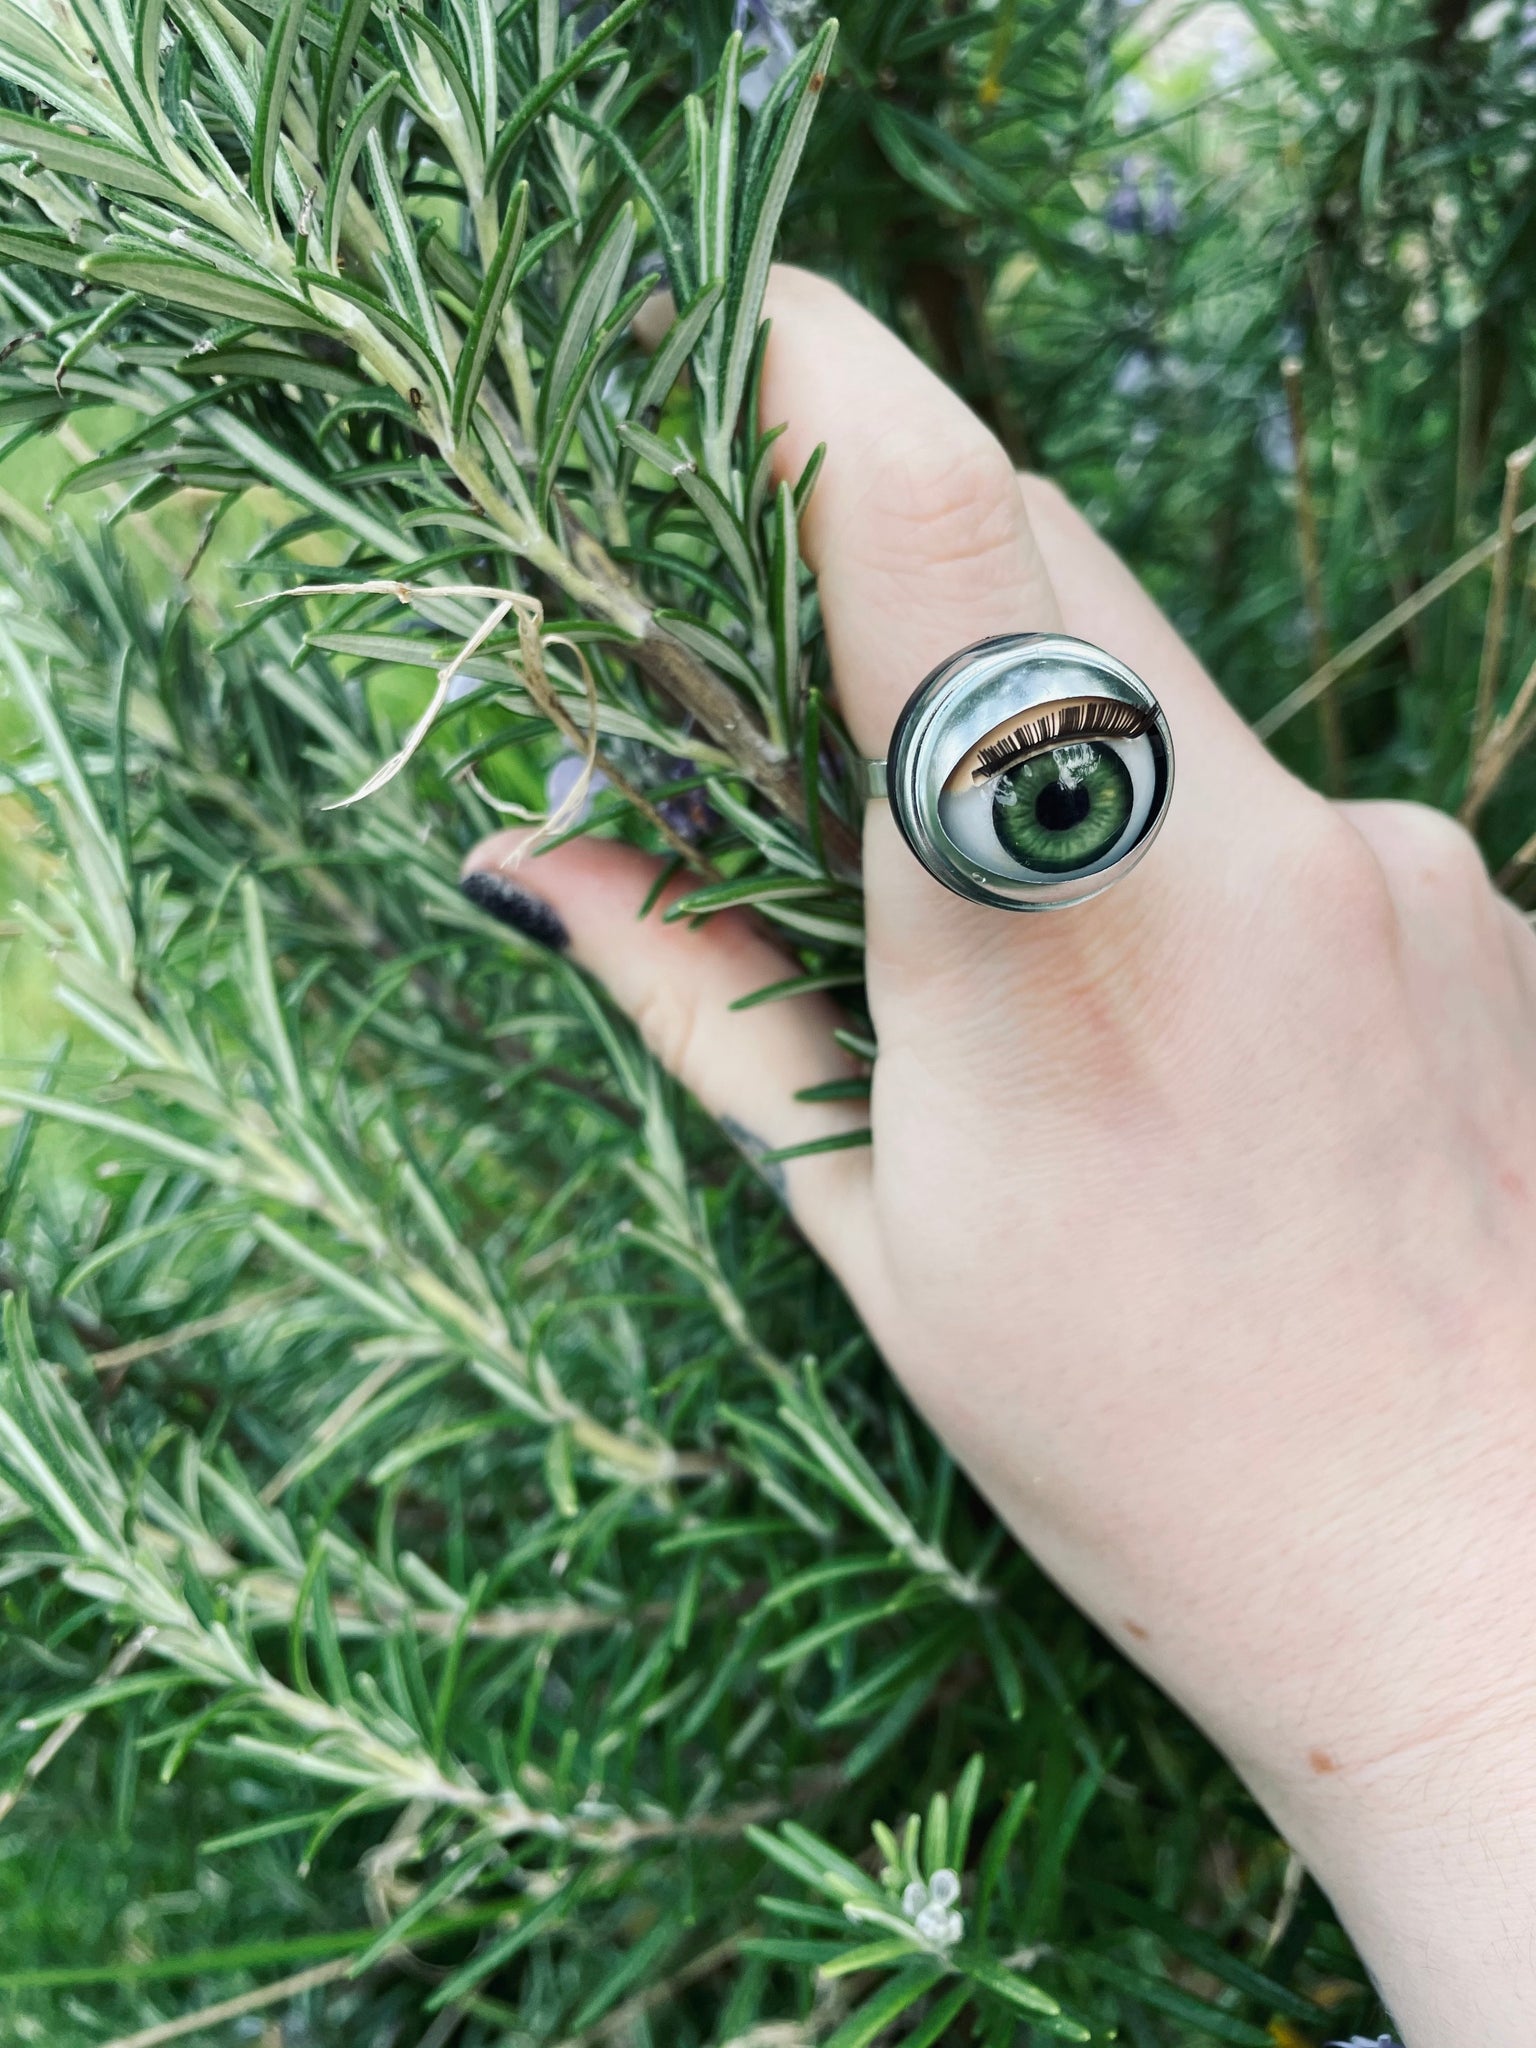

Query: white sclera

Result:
[936,732,1158,883]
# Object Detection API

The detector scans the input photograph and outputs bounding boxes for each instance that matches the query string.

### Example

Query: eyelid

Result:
[962,697,1154,784]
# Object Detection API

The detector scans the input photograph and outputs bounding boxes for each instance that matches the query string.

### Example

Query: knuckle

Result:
[857,414,1025,573]
[1346,799,1492,902]
[1279,797,1401,948]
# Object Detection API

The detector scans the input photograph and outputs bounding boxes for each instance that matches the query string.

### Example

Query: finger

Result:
[758,268,1304,996]
[761,267,1276,785]
[459,832,874,1278]
[761,265,1060,764]
[1018,473,1268,763]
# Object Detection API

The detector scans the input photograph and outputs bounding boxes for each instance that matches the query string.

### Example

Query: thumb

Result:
[459,830,874,1275]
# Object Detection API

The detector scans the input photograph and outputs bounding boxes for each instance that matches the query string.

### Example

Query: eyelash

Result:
[970,700,1153,781]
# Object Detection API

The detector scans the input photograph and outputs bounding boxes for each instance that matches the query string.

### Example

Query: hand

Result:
[463,268,1536,2046]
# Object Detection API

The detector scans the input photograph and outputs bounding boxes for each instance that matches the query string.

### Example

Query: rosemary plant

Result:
[2,0,1532,2042]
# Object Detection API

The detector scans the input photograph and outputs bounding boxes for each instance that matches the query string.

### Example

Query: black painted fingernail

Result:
[459,870,569,951]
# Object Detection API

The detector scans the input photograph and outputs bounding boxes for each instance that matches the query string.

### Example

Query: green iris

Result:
[992,741,1134,873]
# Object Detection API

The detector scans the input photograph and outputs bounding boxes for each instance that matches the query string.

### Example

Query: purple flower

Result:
[1104,167,1144,233]
[655,756,718,843]
[1145,168,1182,238]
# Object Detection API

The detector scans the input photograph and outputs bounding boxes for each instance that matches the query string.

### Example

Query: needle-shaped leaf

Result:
[364,128,448,379]
[385,8,483,184]
[446,0,498,154]
[450,178,528,442]
[485,0,648,176]
[616,420,757,595]
[769,477,800,735]
[1078,1882,1331,2024]
[0,224,86,276]
[714,19,837,473]
[83,251,328,330]
[533,273,656,513]
[537,200,635,440]
[700,31,741,289]
[134,0,166,97]
[322,67,398,268]
[174,0,259,144]
[0,107,184,203]
[74,0,165,157]
[252,0,311,228]
[319,0,374,152]
[626,279,723,424]
[295,265,449,414]
[819,1967,948,2048]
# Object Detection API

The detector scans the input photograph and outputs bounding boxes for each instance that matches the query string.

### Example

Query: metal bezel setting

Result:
[881,632,1174,911]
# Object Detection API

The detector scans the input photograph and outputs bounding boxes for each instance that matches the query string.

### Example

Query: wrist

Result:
[1261,1702,1536,2048]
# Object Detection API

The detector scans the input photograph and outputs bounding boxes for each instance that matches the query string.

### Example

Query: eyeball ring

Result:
[865,632,1174,911]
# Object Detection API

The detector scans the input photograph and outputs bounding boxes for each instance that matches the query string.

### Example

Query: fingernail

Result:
[459,870,569,951]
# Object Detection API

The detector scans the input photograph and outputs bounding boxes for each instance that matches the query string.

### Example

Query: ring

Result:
[865,632,1174,911]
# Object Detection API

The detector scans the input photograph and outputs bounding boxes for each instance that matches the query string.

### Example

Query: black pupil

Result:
[1034,778,1092,833]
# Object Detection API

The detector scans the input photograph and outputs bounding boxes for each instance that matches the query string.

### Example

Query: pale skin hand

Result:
[465,268,1536,2045]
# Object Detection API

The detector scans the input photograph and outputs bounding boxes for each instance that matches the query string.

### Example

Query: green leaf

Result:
[962,1952,1062,2018]
[387,9,484,184]
[252,0,311,227]
[426,1877,585,2009]
[714,20,837,469]
[451,178,529,441]
[627,279,724,425]
[241,876,307,1115]
[1080,1952,1274,2045]
[135,0,167,101]
[769,476,800,733]
[538,201,636,438]
[730,968,863,1011]
[319,0,376,151]
[534,273,652,515]
[487,0,650,174]
[0,1089,238,1184]
[699,32,742,290]
[0,225,85,277]
[947,1755,985,1876]
[746,1824,875,1907]
[323,69,400,269]
[975,1781,1035,1923]
[177,345,363,396]
[663,874,831,919]
[0,107,184,203]
[759,1129,872,1166]
[818,1936,922,1978]
[543,1423,579,1517]
[1079,1882,1329,2025]
[365,127,448,375]
[820,1965,947,2048]
[82,253,327,332]
[293,266,450,412]
[173,387,413,559]
[897,1981,975,2048]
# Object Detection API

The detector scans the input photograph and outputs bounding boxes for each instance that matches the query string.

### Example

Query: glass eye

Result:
[935,710,1161,886]
[883,635,1173,912]
[995,742,1133,871]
